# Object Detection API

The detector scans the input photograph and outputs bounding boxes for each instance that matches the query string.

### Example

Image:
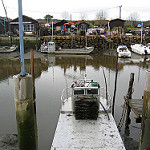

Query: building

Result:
[10,15,39,35]
[76,21,90,35]
[0,17,12,35]
[105,18,125,30]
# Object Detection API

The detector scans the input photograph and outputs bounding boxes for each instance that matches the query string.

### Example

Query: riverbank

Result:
[1,35,150,54]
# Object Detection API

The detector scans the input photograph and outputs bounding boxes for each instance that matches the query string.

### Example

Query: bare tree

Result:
[80,12,87,20]
[127,12,140,27]
[96,10,107,27]
[96,10,107,20]
[62,11,72,20]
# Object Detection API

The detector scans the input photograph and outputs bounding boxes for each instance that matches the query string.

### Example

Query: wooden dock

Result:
[124,97,143,118]
[51,97,125,150]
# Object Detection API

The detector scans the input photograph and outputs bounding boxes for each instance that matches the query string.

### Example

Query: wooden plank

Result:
[125,97,143,117]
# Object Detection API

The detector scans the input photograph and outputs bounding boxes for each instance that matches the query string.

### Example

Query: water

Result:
[0,52,150,150]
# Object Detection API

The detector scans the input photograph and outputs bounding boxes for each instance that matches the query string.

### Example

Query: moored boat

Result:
[131,43,150,55]
[117,45,131,58]
[51,75,125,149]
[0,45,18,53]
[40,41,94,55]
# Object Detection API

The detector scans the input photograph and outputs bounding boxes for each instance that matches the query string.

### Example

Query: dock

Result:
[124,97,143,118]
[51,97,125,150]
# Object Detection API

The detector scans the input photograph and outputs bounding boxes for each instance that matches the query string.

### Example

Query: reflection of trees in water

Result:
[0,58,48,82]
[55,55,123,72]
[1,55,150,82]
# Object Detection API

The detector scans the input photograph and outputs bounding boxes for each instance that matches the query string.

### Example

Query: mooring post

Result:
[13,75,37,150]
[13,1,37,149]
[125,73,134,128]
[139,70,150,149]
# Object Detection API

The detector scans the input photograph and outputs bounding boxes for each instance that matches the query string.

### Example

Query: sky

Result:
[0,0,150,21]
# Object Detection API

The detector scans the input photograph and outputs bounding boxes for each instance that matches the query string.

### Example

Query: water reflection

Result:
[1,53,150,150]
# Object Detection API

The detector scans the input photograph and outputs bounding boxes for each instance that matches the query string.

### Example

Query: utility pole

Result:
[119,5,122,19]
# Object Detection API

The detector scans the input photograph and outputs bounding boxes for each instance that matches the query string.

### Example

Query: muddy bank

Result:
[0,134,18,150]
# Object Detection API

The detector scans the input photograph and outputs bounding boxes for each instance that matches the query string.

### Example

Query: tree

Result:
[44,14,53,23]
[62,11,72,20]
[96,10,107,20]
[127,12,140,27]
[80,12,87,20]
[96,10,107,27]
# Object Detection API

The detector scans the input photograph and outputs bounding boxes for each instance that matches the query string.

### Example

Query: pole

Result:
[119,5,122,19]
[13,74,38,150]
[30,50,36,99]
[139,70,150,149]
[141,22,143,44]
[51,21,53,41]
[125,73,134,128]
[112,56,118,116]
[18,0,26,76]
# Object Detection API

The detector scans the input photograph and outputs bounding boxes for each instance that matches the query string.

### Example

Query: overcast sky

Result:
[0,0,150,21]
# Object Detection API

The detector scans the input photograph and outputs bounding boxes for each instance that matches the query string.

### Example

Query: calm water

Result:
[0,52,150,150]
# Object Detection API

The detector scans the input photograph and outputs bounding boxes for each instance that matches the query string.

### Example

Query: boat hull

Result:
[131,44,150,55]
[41,47,94,55]
[117,45,131,58]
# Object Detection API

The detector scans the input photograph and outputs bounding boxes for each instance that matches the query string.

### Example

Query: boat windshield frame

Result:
[73,86,100,96]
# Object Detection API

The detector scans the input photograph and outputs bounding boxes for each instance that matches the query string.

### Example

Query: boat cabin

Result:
[72,79,100,96]
[71,79,100,120]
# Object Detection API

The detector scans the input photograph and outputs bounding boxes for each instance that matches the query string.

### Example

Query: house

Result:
[54,20,68,31]
[76,21,90,35]
[105,18,125,30]
[10,15,39,35]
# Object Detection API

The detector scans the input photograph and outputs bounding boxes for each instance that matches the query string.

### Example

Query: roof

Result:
[10,15,38,23]
[105,18,125,26]
[54,20,68,26]
[0,16,12,22]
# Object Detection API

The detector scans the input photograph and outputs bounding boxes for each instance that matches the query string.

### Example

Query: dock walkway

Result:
[51,98,125,150]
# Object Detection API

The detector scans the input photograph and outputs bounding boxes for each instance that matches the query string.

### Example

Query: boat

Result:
[131,43,150,55]
[40,41,94,54]
[51,75,125,149]
[117,45,131,58]
[0,45,18,53]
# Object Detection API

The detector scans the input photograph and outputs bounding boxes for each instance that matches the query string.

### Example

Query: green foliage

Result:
[44,14,53,22]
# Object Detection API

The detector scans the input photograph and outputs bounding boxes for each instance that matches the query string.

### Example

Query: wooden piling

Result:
[30,50,36,99]
[125,73,134,127]
[13,74,38,150]
[139,70,150,149]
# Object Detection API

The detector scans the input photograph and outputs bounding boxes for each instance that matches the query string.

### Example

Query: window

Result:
[23,25,26,31]
[74,89,84,95]
[87,89,98,95]
[27,24,34,32]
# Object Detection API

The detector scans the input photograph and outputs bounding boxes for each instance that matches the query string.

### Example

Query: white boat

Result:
[40,41,94,54]
[51,75,125,149]
[131,43,150,55]
[0,45,18,53]
[117,45,131,58]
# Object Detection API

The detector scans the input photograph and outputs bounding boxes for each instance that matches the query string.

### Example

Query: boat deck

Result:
[51,97,125,150]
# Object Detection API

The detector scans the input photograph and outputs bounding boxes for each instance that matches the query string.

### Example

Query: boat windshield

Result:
[87,89,98,94]
[74,89,84,95]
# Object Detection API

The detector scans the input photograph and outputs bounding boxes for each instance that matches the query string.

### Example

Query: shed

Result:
[53,20,68,31]
[76,21,90,35]
[105,18,125,30]
[10,15,39,35]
